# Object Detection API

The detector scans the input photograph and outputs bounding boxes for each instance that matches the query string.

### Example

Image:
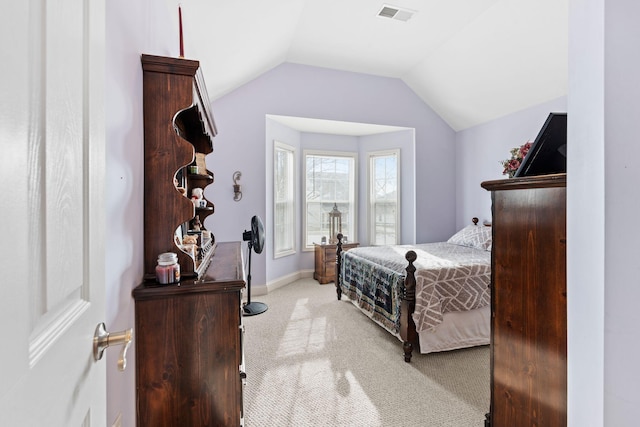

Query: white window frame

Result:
[368,149,400,245]
[303,150,357,251]
[273,141,296,258]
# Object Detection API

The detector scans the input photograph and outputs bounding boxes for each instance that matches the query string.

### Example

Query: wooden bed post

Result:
[399,250,418,362]
[335,233,343,300]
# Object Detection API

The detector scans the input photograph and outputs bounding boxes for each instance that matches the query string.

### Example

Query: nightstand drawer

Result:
[313,243,359,284]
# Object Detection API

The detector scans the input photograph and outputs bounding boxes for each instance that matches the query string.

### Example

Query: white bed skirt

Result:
[418,305,490,354]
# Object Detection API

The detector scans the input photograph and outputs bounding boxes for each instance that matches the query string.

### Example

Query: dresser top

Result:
[133,241,245,300]
[481,173,566,192]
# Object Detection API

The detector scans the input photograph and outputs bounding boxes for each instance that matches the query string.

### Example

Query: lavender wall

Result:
[209,63,456,290]
[454,96,567,229]
[105,1,175,425]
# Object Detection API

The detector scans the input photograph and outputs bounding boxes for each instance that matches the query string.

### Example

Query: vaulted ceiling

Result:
[172,0,568,131]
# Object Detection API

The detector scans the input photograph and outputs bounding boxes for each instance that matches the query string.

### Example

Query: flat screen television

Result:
[515,112,567,177]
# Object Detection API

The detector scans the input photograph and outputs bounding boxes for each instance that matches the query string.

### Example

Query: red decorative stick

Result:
[179,5,184,58]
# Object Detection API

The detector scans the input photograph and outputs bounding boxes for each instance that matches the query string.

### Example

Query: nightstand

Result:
[314,242,359,284]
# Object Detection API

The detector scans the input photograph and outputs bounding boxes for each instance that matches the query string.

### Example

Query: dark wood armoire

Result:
[481,173,567,427]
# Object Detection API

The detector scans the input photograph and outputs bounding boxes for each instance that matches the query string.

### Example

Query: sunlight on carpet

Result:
[243,278,489,427]
[252,360,383,426]
[276,298,328,356]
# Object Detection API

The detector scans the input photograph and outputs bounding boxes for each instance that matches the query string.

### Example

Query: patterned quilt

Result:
[339,242,490,336]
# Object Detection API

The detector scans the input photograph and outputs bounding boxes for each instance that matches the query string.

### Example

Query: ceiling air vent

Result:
[377,4,415,22]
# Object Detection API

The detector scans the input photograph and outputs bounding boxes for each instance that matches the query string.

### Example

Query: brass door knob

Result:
[93,323,133,371]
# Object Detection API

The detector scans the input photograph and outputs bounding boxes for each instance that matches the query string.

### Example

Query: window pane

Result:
[274,143,295,256]
[373,202,396,245]
[304,153,356,248]
[370,151,399,245]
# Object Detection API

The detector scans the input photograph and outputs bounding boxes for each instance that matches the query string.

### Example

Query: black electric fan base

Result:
[243,301,268,316]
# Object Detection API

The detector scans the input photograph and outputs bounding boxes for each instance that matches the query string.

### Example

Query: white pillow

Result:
[447,225,492,251]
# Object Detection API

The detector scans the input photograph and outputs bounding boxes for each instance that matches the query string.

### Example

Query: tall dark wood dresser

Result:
[481,173,567,427]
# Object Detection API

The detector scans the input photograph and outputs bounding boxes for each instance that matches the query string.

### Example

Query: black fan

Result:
[242,215,267,316]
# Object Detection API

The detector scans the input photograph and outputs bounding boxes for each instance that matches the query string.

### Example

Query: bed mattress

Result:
[339,242,490,346]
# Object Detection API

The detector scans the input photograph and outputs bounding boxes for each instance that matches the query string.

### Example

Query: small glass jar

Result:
[156,252,180,284]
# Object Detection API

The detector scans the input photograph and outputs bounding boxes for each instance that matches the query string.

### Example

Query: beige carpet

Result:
[243,278,489,427]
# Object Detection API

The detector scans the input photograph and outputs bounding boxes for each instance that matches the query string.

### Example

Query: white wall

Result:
[568,0,640,425]
[567,0,605,424]
[601,1,640,422]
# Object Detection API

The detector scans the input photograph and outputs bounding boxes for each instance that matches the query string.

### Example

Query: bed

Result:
[335,218,492,362]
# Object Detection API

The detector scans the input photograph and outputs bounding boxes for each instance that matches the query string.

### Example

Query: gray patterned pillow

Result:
[447,225,492,251]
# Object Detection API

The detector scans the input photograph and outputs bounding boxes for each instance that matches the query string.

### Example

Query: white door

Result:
[0,0,107,425]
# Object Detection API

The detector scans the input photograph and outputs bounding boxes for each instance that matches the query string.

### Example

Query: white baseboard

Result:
[267,269,314,293]
[248,285,269,296]
[248,269,314,295]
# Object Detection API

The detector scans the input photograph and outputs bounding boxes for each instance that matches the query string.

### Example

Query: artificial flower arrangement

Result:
[500,141,532,178]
